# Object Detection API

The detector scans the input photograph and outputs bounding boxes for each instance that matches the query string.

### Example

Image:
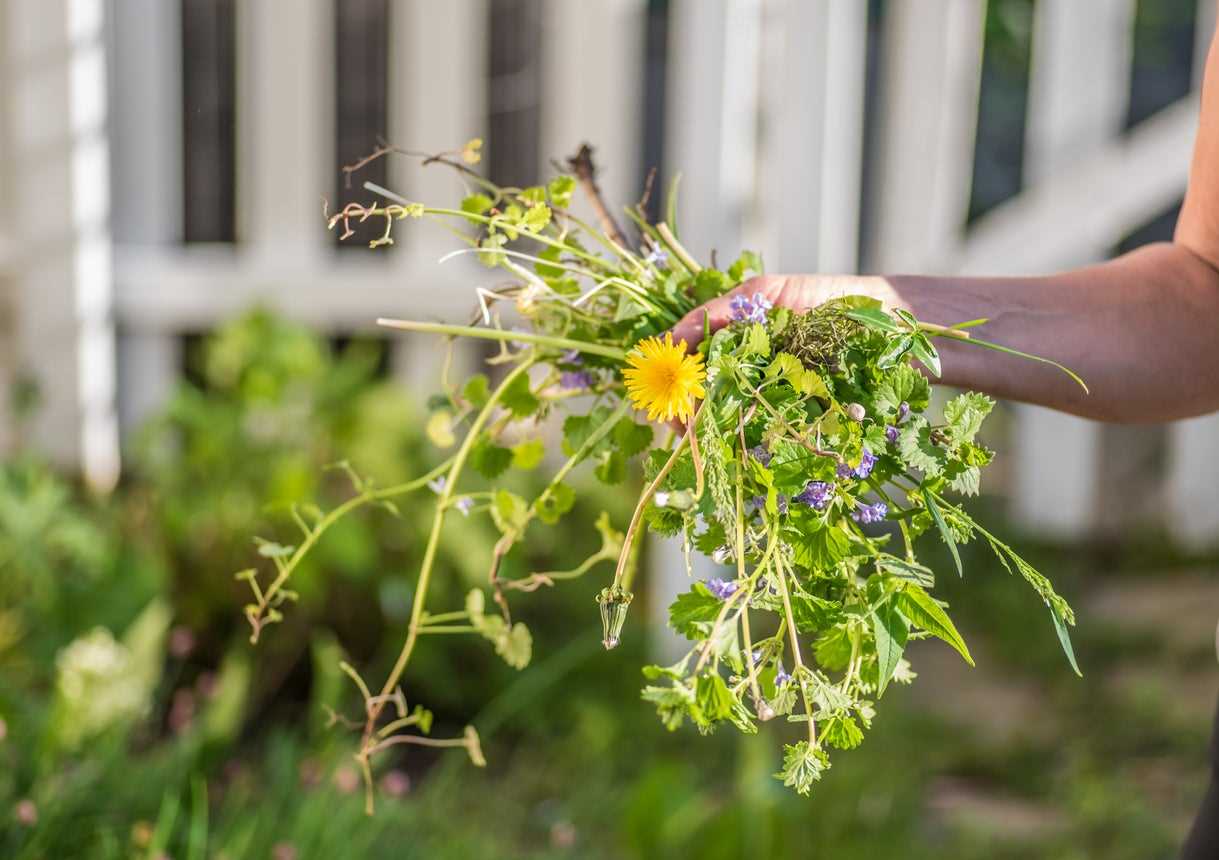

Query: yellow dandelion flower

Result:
[622,333,706,423]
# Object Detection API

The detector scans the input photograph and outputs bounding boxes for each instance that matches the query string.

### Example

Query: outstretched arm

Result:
[673,27,1219,424]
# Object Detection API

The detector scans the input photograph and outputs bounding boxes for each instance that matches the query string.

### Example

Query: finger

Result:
[670,288,743,350]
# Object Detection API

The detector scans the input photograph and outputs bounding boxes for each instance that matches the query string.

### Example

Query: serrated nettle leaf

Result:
[875,364,931,417]
[461,193,493,216]
[669,583,724,639]
[611,417,653,457]
[775,741,830,796]
[594,451,627,485]
[462,373,491,407]
[942,392,994,444]
[695,673,736,724]
[875,555,936,588]
[872,600,908,698]
[547,175,576,208]
[895,584,974,667]
[821,715,864,750]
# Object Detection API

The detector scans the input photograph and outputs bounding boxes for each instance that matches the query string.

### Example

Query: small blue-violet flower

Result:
[885,425,899,443]
[795,481,834,510]
[705,578,738,600]
[729,293,773,324]
[560,348,582,365]
[897,401,910,423]
[851,501,888,525]
[775,666,792,687]
[560,370,595,390]
[455,496,474,516]
[749,445,772,467]
[427,476,446,495]
[644,248,669,268]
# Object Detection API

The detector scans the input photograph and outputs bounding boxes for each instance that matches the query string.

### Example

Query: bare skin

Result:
[672,21,1219,425]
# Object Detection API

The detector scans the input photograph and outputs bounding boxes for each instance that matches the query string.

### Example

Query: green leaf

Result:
[875,555,935,588]
[511,438,545,470]
[690,269,730,303]
[727,250,763,282]
[461,193,493,216]
[611,417,653,458]
[943,392,994,444]
[426,410,456,448]
[775,741,829,796]
[896,584,974,666]
[872,600,908,698]
[791,525,850,571]
[874,364,930,417]
[547,175,576,208]
[744,323,770,357]
[821,715,864,750]
[500,372,540,418]
[491,490,530,535]
[790,593,843,634]
[876,335,915,368]
[669,583,724,639]
[944,462,981,496]
[695,674,735,723]
[923,490,962,577]
[536,482,575,525]
[813,626,853,671]
[462,374,491,407]
[495,622,532,669]
[845,306,901,333]
[522,203,551,232]
[561,407,614,458]
[909,335,941,377]
[594,451,627,485]
[469,437,513,479]
[1051,608,1083,677]
[254,539,295,559]
[898,420,946,477]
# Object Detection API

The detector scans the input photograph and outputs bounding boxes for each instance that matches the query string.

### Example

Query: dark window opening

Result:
[857,0,888,269]
[488,0,543,188]
[182,0,236,243]
[1126,0,1197,129]
[639,0,670,224]
[334,0,390,250]
[968,0,1034,224]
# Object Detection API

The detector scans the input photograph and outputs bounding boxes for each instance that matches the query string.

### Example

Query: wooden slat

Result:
[868,0,984,271]
[3,0,119,488]
[1006,0,1135,537]
[665,0,763,262]
[541,0,646,227]
[758,0,867,273]
[235,0,332,257]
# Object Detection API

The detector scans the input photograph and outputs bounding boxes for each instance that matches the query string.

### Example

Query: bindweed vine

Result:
[240,140,1085,810]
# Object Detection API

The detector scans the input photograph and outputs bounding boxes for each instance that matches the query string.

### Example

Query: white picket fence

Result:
[2,0,1217,550]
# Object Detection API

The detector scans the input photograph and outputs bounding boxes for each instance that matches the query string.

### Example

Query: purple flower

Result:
[775,667,792,687]
[854,448,876,479]
[897,401,910,422]
[749,445,772,467]
[644,248,669,268]
[427,476,446,495]
[750,494,766,512]
[752,649,764,665]
[455,496,474,516]
[795,481,834,510]
[836,461,854,479]
[705,578,738,600]
[851,501,888,525]
[560,349,582,365]
[885,425,899,443]
[776,494,789,516]
[560,370,595,390]
[729,293,773,324]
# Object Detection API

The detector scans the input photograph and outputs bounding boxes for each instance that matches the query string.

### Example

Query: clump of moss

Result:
[770,304,862,369]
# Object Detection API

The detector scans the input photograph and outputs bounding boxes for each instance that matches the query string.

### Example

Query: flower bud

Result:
[597,585,634,650]
[846,402,866,422]
[757,702,776,722]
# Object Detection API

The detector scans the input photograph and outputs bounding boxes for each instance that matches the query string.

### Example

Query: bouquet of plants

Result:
[240,140,1084,811]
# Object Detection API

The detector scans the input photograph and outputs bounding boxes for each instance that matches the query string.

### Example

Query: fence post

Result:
[235,0,332,260]
[868,0,984,273]
[756,0,867,273]
[3,0,119,489]
[1008,0,1135,537]
[108,0,184,441]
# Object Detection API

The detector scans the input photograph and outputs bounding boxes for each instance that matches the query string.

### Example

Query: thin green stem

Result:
[367,359,536,728]
[775,552,817,746]
[376,318,627,360]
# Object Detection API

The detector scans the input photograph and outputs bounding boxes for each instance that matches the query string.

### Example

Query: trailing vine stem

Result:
[362,358,537,733]
[246,457,455,643]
